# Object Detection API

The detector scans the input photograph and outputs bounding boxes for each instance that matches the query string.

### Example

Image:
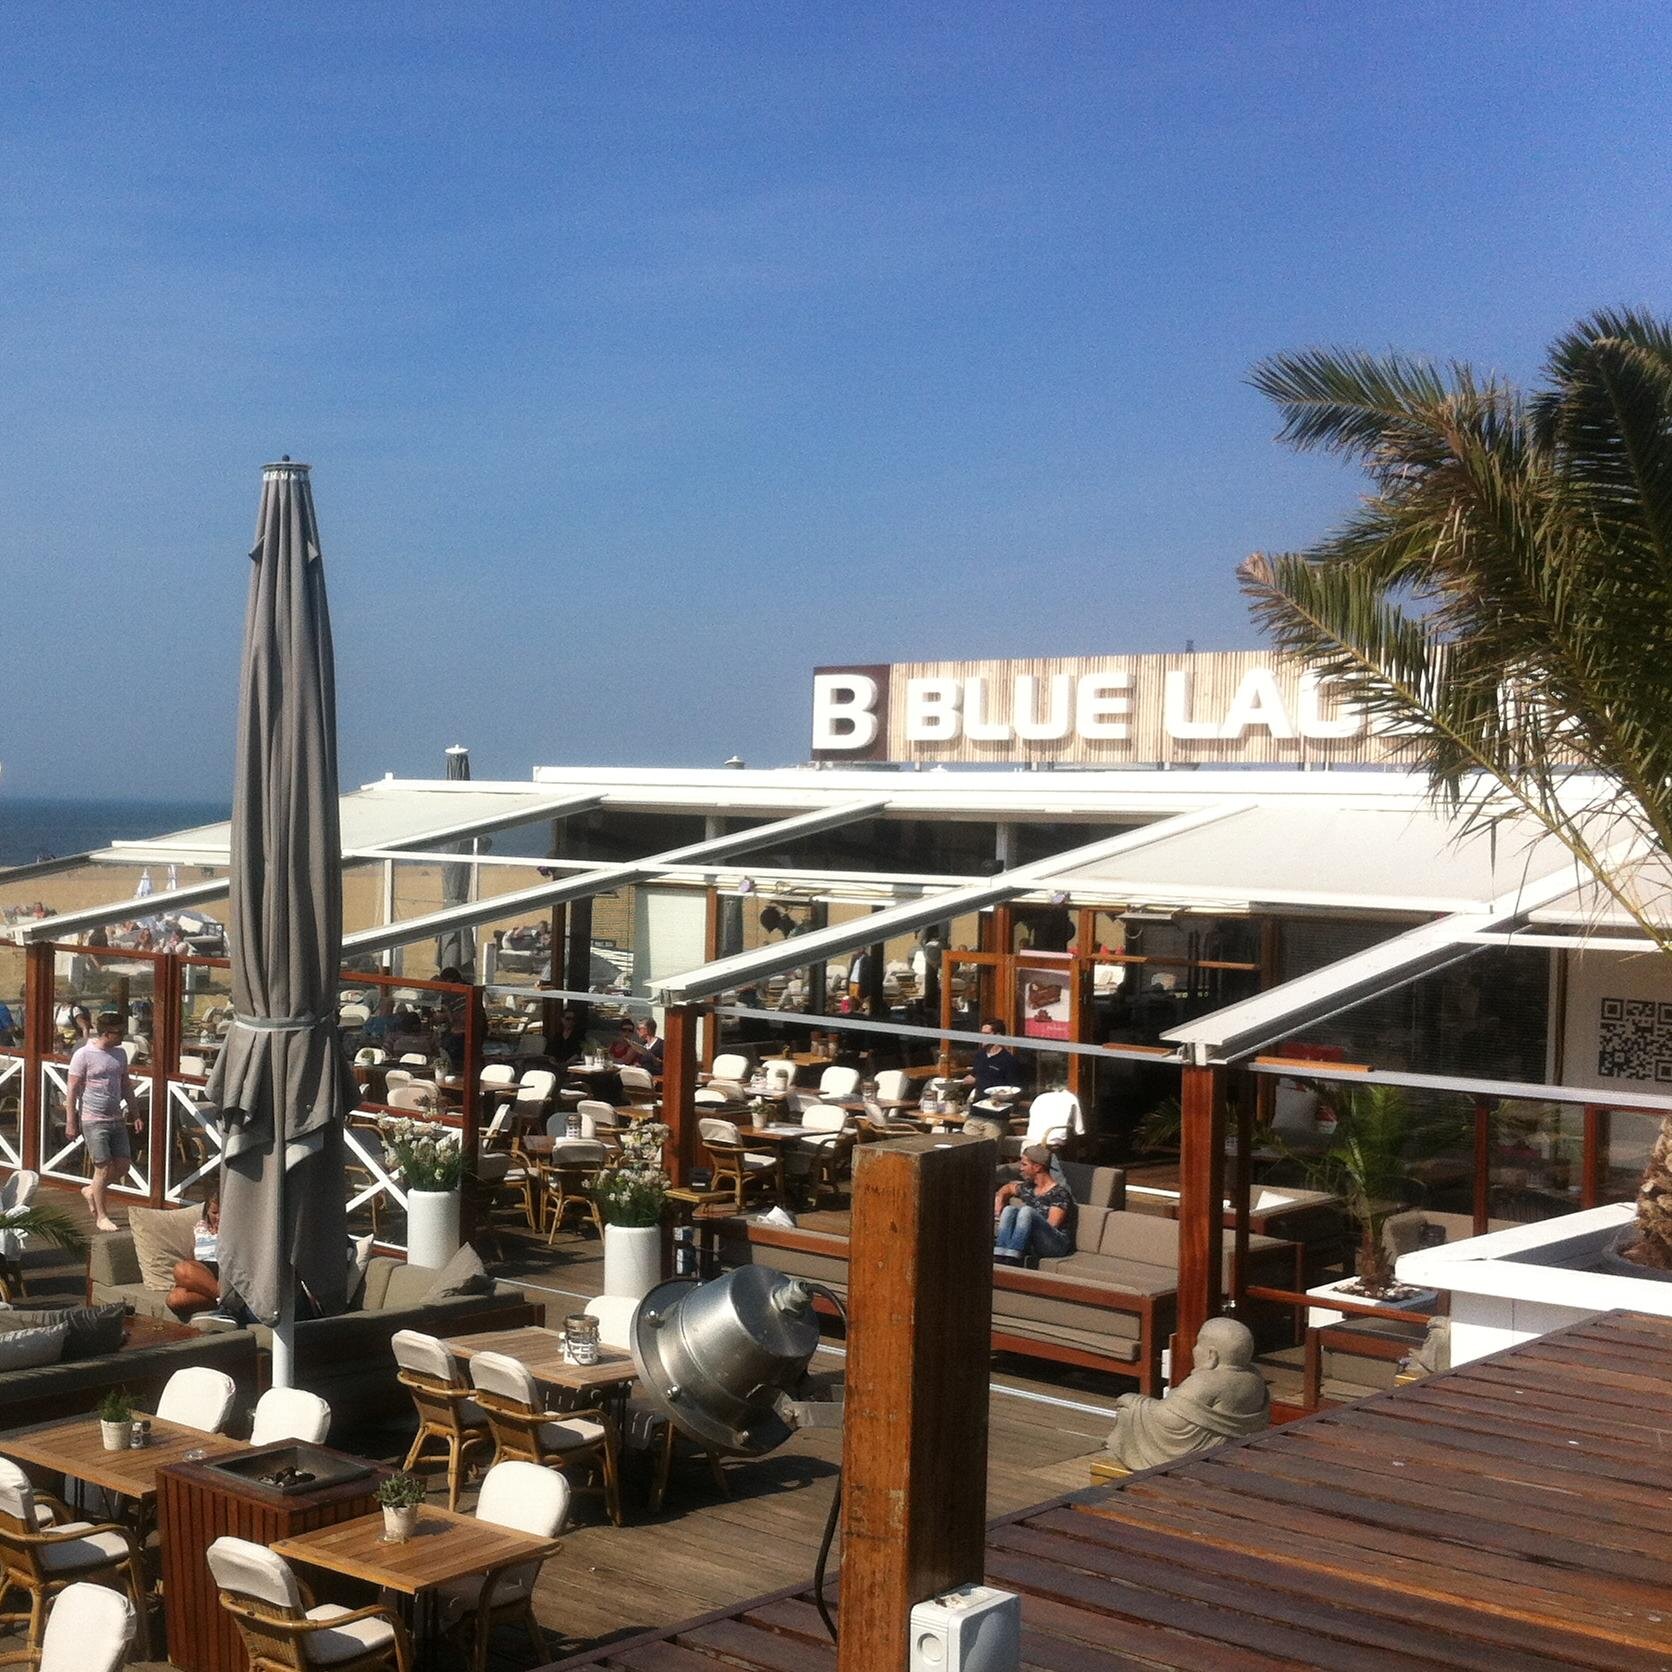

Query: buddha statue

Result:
[1104,1316,1269,1472]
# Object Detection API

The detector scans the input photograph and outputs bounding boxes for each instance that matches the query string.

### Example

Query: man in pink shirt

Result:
[66,1013,142,1231]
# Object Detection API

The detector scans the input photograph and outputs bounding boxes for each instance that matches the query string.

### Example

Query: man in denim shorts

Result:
[66,1013,142,1231]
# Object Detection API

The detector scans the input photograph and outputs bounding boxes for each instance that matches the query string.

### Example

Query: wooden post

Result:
[1230,1067,1252,1309]
[661,1003,700,1186]
[700,888,721,1071]
[1581,1105,1603,1209]
[1472,1097,1492,1234]
[839,1134,994,1671]
[460,981,484,1172]
[1173,1062,1226,1383]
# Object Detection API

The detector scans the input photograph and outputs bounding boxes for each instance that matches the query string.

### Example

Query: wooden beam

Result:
[839,1134,994,1672]
[661,1003,700,1186]
[22,942,50,1174]
[1173,1062,1225,1382]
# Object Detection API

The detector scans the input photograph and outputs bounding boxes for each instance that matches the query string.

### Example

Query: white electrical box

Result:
[909,1584,1021,1671]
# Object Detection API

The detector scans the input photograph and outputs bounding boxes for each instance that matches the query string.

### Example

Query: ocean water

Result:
[0,796,231,869]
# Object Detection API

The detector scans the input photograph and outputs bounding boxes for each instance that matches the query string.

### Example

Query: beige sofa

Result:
[742,1198,1298,1394]
[90,1231,541,1434]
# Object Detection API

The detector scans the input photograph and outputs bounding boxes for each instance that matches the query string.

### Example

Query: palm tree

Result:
[1240,309,1672,1268]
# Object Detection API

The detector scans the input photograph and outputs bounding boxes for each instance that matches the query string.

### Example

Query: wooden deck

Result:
[545,1310,1672,1670]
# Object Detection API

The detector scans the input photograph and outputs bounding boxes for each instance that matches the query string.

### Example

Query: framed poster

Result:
[1017,966,1071,1040]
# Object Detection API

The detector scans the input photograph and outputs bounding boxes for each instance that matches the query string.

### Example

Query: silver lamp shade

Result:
[630,1267,822,1456]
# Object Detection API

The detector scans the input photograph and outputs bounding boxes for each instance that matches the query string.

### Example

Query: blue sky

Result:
[3,3,1668,798]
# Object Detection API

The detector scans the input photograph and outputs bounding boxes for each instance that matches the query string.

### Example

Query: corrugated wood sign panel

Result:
[544,1310,1672,1671]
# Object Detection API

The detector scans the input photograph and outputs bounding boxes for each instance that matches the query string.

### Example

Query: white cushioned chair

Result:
[391,1329,490,1510]
[1001,1089,1085,1159]
[698,1117,784,1212]
[467,1351,621,1526]
[815,1065,861,1100]
[207,1535,410,1670]
[0,1459,151,1659]
[157,1365,238,1433]
[250,1387,331,1447]
[438,1461,568,1672]
[709,1052,751,1084]
[27,1580,136,1672]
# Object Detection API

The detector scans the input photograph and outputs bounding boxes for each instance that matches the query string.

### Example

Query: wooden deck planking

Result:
[544,1312,1672,1670]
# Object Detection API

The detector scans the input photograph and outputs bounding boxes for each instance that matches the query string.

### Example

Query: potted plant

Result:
[1287,1083,1467,1301]
[98,1388,133,1452]
[379,1117,463,1269]
[375,1472,425,1542]
[592,1120,669,1302]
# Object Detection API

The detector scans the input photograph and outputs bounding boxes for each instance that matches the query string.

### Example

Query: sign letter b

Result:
[811,673,880,751]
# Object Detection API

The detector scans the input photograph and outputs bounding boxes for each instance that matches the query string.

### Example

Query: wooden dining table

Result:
[444,1325,641,1400]
[274,1504,562,1647]
[0,1411,247,1511]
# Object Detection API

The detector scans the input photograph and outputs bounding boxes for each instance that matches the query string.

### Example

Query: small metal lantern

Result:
[565,1313,600,1366]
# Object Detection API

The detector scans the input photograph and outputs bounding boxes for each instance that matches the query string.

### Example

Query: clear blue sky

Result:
[3,3,1667,798]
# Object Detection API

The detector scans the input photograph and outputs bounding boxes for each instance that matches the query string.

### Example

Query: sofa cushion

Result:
[381,1261,440,1310]
[1058,1161,1125,1212]
[421,1244,492,1302]
[128,1204,200,1293]
[991,1283,1141,1343]
[1073,1205,1111,1255]
[88,1230,144,1292]
[0,1320,67,1370]
[3,1303,127,1359]
[1032,1253,1178,1296]
[359,1258,397,1311]
[1097,1212,1184,1265]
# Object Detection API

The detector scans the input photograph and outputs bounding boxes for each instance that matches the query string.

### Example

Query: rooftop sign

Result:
[811,654,1407,767]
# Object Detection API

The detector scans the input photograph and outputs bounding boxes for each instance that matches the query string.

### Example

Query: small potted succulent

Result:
[376,1471,425,1542]
[98,1387,134,1452]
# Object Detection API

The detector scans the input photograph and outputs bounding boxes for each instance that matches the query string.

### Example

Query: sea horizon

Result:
[0,793,231,869]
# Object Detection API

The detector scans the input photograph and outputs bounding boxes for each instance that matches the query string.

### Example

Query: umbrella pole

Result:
[273,1287,296,1389]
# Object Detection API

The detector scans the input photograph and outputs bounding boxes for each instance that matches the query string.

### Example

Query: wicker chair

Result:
[698,1118,784,1212]
[207,1536,410,1672]
[467,1351,622,1527]
[437,1462,568,1672]
[0,1461,151,1660]
[0,1580,135,1672]
[391,1330,492,1510]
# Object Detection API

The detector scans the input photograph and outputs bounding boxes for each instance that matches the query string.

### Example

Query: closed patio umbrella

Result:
[207,458,353,1387]
[435,744,476,979]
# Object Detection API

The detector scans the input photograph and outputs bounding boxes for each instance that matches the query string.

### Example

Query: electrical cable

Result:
[804,1282,848,1643]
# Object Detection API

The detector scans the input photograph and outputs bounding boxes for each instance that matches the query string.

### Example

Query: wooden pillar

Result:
[700,888,721,1070]
[148,953,179,1205]
[460,983,484,1172]
[661,1003,701,1186]
[22,942,50,1174]
[839,1134,994,1672]
[1230,1067,1252,1308]
[1472,1097,1493,1234]
[1173,1061,1226,1383]
[565,897,593,993]
[1581,1105,1603,1208]
[807,903,829,1016]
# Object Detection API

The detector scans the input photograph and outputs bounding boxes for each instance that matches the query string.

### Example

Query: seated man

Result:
[993,1145,1075,1263]
[1104,1315,1270,1471]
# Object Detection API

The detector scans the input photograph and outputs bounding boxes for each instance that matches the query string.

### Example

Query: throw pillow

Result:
[420,1243,492,1302]
[346,1234,376,1308]
[0,1320,68,1371]
[3,1302,127,1359]
[128,1202,201,1293]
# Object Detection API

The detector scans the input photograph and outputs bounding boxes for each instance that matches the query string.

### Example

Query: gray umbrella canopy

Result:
[208,459,353,1336]
[436,745,476,978]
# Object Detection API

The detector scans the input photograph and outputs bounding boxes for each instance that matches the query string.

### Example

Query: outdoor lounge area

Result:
[4,763,1672,1665]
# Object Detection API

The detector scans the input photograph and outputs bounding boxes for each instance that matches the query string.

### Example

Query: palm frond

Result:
[3,1201,90,1258]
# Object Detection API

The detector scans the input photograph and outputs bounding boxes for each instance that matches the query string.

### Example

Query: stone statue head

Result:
[1193,1316,1255,1374]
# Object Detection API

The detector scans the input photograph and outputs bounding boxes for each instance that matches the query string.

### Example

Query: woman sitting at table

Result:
[608,1017,639,1064]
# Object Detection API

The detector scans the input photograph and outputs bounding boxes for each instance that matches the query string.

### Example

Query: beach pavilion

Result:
[7,733,1672,1382]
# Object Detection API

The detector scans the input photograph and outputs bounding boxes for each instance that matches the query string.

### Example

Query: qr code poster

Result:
[1595,997,1672,1082]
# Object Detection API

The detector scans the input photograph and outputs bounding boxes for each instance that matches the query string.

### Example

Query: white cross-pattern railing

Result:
[164,1079,224,1202]
[0,1057,23,1169]
[37,1061,152,1199]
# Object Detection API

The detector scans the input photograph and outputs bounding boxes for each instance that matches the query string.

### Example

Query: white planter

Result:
[603,1223,662,1301]
[100,1420,131,1452]
[1396,1203,1672,1364]
[405,1188,460,1270]
[382,1504,418,1543]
